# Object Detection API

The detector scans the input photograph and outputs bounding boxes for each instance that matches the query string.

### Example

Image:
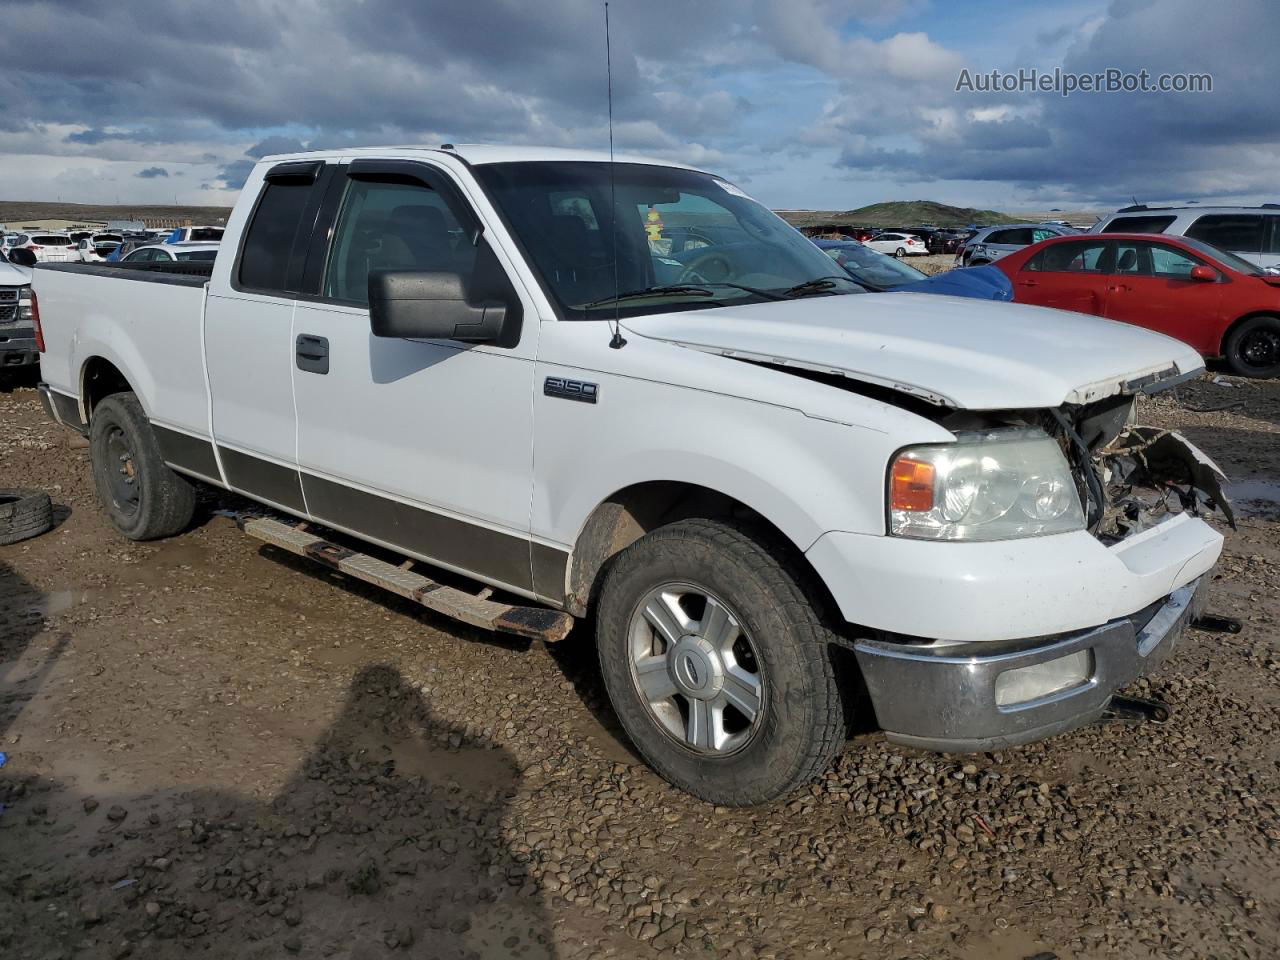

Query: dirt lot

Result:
[1,369,1278,960]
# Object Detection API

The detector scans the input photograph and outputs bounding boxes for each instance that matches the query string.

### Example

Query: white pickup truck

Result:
[32,145,1229,805]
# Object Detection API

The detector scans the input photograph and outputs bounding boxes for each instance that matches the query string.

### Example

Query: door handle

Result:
[1106,284,1130,293]
[295,334,329,375]
[1017,279,1037,287]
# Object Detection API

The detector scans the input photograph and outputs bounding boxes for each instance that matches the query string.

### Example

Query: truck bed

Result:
[33,260,213,445]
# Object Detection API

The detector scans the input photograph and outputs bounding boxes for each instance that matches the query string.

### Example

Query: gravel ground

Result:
[1,368,1278,960]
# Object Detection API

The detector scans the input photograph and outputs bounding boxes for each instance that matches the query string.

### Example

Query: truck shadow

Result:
[0,560,70,743]
[0,664,557,959]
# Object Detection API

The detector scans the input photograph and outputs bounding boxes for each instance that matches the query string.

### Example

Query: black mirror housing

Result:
[369,270,510,343]
[8,248,36,268]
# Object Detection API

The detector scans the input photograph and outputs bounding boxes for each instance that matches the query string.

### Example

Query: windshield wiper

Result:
[583,281,786,308]
[782,276,860,298]
[582,285,719,308]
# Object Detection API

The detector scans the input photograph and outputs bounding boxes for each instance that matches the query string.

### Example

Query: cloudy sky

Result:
[0,0,1272,211]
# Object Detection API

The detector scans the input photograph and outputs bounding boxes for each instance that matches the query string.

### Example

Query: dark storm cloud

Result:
[836,0,1280,201]
[135,167,169,179]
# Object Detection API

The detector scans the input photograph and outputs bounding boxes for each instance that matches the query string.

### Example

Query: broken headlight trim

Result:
[888,428,1085,541]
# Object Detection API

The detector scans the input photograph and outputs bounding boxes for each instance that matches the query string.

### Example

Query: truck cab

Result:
[32,145,1227,804]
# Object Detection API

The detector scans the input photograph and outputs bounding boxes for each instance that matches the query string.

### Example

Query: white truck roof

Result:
[257,143,700,170]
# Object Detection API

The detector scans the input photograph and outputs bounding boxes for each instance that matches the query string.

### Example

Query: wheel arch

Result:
[562,480,837,620]
[1219,310,1280,358]
[79,355,138,423]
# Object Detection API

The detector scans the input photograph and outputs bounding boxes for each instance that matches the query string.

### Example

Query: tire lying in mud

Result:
[0,488,54,545]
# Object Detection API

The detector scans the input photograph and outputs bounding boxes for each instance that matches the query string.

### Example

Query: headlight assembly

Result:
[888,428,1084,541]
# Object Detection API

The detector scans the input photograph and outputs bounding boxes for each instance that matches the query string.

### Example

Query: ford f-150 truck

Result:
[31,145,1229,805]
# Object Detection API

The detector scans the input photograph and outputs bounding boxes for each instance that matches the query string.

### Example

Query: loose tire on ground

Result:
[1224,315,1280,378]
[0,488,54,545]
[89,392,195,540]
[595,518,847,806]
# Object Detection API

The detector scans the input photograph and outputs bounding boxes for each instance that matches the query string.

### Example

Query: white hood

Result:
[623,293,1204,410]
[0,259,32,286]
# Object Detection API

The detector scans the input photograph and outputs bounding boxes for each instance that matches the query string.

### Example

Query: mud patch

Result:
[1226,478,1280,518]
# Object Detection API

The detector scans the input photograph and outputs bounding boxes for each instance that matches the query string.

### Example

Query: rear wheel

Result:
[894,247,906,259]
[89,393,195,540]
[1224,315,1280,378]
[595,518,847,806]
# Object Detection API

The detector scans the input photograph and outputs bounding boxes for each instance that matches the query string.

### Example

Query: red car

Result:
[993,233,1280,377]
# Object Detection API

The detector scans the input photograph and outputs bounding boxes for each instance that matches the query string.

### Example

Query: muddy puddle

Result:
[1226,478,1280,517]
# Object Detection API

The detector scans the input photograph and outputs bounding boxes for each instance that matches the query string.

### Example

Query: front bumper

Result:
[0,326,38,366]
[853,575,1208,752]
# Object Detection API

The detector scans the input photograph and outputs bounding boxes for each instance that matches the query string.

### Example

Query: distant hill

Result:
[0,199,233,226]
[778,200,1022,229]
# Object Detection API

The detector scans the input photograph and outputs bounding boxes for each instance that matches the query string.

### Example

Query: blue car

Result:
[813,238,1012,301]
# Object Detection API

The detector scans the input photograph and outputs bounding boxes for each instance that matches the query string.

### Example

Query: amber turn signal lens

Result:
[890,456,935,512]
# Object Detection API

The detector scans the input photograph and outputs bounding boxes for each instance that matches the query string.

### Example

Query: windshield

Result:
[1178,236,1264,275]
[819,242,926,288]
[474,161,860,318]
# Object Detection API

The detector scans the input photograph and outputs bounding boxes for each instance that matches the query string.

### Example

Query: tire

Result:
[1224,315,1280,378]
[0,488,54,545]
[89,392,195,540]
[595,518,846,806]
[894,247,906,259]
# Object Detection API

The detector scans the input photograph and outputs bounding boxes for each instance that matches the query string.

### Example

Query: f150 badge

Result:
[544,377,599,404]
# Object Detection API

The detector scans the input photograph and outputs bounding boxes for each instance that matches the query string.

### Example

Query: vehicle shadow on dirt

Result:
[0,368,40,394]
[0,662,557,960]
[0,560,68,742]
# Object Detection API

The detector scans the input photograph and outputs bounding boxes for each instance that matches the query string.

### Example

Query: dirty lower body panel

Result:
[853,575,1207,753]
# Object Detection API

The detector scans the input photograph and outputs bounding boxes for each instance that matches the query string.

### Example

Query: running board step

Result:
[237,516,573,643]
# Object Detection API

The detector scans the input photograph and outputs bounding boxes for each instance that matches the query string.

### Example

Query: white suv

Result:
[1090,205,1280,271]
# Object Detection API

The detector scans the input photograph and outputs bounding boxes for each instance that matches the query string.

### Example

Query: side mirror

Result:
[1188,264,1218,282]
[368,270,510,343]
[8,248,36,267]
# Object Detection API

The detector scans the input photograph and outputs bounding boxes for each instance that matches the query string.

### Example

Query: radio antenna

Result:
[604,1,626,349]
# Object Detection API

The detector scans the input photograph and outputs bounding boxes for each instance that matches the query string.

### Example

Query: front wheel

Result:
[1224,315,1280,378]
[595,518,847,806]
[89,392,195,540]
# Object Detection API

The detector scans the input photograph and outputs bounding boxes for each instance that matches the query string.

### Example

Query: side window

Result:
[1149,244,1199,277]
[125,248,154,262]
[322,177,476,306]
[1100,215,1176,234]
[238,179,315,293]
[1185,214,1264,252]
[1031,228,1055,243]
[1037,240,1109,273]
[1112,242,1150,276]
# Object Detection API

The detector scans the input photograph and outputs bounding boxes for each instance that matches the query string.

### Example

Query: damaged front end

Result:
[1094,424,1235,540]
[938,394,1235,545]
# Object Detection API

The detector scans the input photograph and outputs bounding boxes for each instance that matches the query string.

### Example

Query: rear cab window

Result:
[239,172,320,293]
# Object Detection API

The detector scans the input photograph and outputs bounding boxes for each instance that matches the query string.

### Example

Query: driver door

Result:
[290,159,541,594]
